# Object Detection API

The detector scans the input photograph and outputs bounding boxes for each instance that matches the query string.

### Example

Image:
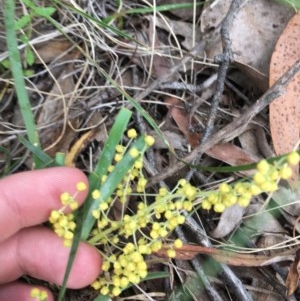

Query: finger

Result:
[0,227,102,288]
[0,282,54,301]
[0,167,88,242]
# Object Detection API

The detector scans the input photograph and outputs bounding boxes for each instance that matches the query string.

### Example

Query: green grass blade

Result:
[103,2,203,24]
[4,0,41,167]
[57,207,85,301]
[126,2,203,14]
[88,108,132,190]
[18,136,54,167]
[81,108,132,239]
[82,135,147,240]
[58,108,132,298]
[92,295,110,301]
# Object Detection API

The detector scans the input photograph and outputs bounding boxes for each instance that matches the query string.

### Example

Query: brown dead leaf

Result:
[211,204,245,238]
[65,130,94,167]
[269,12,300,159]
[156,244,295,267]
[286,248,300,296]
[165,97,258,166]
[206,143,257,166]
[165,97,201,147]
[201,0,294,79]
[34,39,79,64]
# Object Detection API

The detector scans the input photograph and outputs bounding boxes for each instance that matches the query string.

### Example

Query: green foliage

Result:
[275,0,300,9]
[47,108,300,299]
[14,0,56,67]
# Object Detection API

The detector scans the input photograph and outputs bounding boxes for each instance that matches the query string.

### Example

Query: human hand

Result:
[0,167,102,301]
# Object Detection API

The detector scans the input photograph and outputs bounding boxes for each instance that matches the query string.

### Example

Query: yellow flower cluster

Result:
[49,182,87,247]
[201,152,300,212]
[30,288,48,301]
[64,124,299,299]
[90,132,192,297]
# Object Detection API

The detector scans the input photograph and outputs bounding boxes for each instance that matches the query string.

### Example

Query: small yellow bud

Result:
[214,202,225,213]
[76,181,87,191]
[249,184,261,196]
[176,215,185,224]
[102,261,110,271]
[253,172,266,185]
[91,280,101,290]
[30,288,40,298]
[151,241,162,252]
[219,183,230,194]
[114,153,123,162]
[174,239,183,248]
[100,286,110,295]
[127,128,137,139]
[134,159,143,169]
[202,199,212,210]
[120,276,129,288]
[64,239,72,247]
[159,228,168,237]
[144,135,155,146]
[257,159,270,174]
[69,202,78,210]
[60,192,71,205]
[115,144,125,153]
[99,202,108,211]
[92,189,101,199]
[49,210,60,222]
[279,165,293,179]
[129,148,139,158]
[237,196,251,207]
[92,209,100,219]
[167,249,176,258]
[40,291,48,300]
[288,151,300,165]
[150,230,159,239]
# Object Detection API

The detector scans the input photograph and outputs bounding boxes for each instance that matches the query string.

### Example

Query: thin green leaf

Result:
[33,6,56,17]
[50,0,142,43]
[89,108,132,190]
[274,0,300,9]
[14,14,31,30]
[18,136,54,167]
[92,295,110,301]
[103,2,204,24]
[126,2,203,14]
[142,271,170,281]
[82,135,147,240]
[4,0,41,166]
[57,207,85,301]
[55,152,66,166]
[20,0,35,9]
[80,108,132,240]
[25,47,35,66]
[0,146,12,177]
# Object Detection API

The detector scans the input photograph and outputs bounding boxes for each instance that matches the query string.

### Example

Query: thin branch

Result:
[201,0,248,143]
[148,58,300,185]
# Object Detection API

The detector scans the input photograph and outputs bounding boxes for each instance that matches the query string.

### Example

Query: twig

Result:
[148,58,300,185]
[184,215,254,301]
[201,0,248,143]
[130,40,206,104]
[175,226,224,301]
[158,73,218,93]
